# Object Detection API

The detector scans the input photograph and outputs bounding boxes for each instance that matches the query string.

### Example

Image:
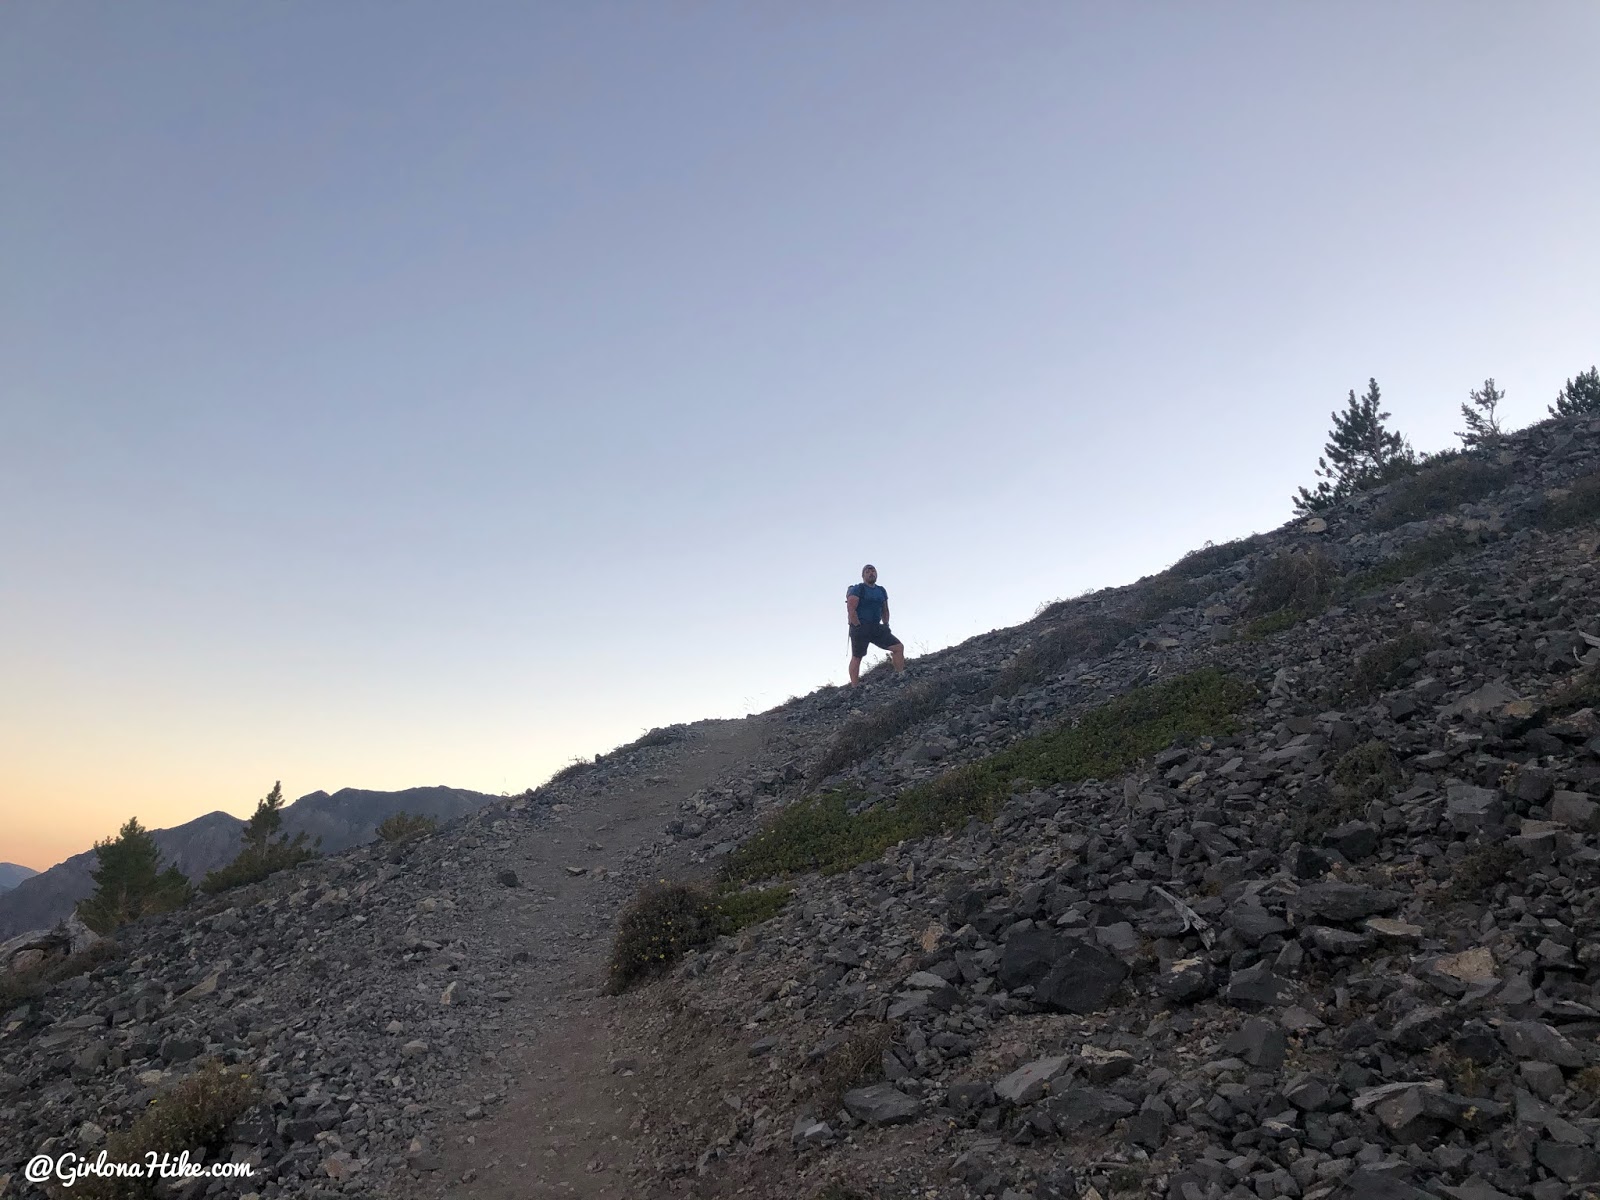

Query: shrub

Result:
[75,1061,258,1198]
[715,886,792,933]
[1538,472,1600,532]
[991,614,1136,697]
[607,882,790,992]
[862,655,898,679]
[1347,632,1434,699]
[0,940,119,1012]
[728,668,1254,882]
[375,812,438,843]
[1287,782,1362,845]
[1331,740,1405,801]
[624,725,689,752]
[549,758,594,785]
[1130,571,1212,623]
[812,676,958,780]
[1168,537,1258,580]
[1289,741,1404,844]
[818,1024,890,1110]
[1370,457,1509,530]
[77,819,192,935]
[1449,844,1521,902]
[1244,549,1339,617]
[1342,530,1472,596]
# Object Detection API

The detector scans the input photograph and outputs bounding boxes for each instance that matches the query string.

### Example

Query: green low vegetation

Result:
[812,676,960,781]
[375,812,438,842]
[76,819,192,935]
[1347,632,1434,699]
[1244,548,1339,618]
[727,668,1254,883]
[1449,844,1521,902]
[74,1061,258,1199]
[1167,537,1258,579]
[1238,609,1303,641]
[1288,739,1405,845]
[200,782,316,895]
[1129,571,1211,623]
[1332,739,1406,800]
[991,613,1136,697]
[1539,472,1600,532]
[1343,530,1472,596]
[607,882,791,992]
[1370,455,1508,530]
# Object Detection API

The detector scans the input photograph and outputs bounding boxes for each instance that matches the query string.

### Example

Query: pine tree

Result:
[77,817,192,934]
[1549,366,1600,418]
[1458,377,1506,448]
[201,781,316,894]
[1294,379,1415,514]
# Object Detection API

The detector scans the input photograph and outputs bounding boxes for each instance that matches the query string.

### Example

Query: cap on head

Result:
[862,564,876,576]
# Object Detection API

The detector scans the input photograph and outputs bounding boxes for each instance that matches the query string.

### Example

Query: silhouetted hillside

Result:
[0,785,496,938]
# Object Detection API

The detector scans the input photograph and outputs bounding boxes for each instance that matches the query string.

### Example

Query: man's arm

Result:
[880,589,889,625]
[846,589,860,626]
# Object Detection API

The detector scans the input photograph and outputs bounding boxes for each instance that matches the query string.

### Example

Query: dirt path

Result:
[418,716,777,1199]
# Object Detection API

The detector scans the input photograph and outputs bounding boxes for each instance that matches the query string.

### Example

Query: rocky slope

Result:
[602,415,1600,1200]
[2,413,1599,1200]
[0,787,500,939]
[0,866,38,895]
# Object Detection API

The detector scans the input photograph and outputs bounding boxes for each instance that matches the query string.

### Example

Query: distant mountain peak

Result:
[0,785,500,939]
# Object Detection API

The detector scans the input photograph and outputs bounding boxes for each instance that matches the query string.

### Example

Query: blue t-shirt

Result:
[848,583,888,625]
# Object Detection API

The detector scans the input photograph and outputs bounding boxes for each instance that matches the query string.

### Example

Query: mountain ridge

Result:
[0,784,500,939]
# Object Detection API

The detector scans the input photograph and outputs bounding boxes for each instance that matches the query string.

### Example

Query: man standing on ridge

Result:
[846,563,905,687]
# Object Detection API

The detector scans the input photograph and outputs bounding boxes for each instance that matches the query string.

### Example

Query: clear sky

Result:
[3,3,1598,871]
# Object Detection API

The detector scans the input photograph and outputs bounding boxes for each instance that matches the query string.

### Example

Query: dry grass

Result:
[991,613,1136,697]
[375,812,438,842]
[811,676,959,781]
[1347,632,1434,699]
[1371,456,1509,530]
[72,1061,258,1198]
[1539,472,1600,531]
[1244,548,1339,617]
[817,1024,891,1111]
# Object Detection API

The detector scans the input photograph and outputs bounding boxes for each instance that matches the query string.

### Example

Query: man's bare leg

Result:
[849,655,864,686]
[891,643,905,673]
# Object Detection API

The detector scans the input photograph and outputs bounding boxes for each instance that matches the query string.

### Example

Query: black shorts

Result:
[849,622,901,658]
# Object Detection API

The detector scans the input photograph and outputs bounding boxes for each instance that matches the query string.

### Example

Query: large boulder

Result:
[0,913,102,974]
[998,928,1128,1013]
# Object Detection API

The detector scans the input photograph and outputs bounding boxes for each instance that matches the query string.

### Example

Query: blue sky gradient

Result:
[4,3,1598,868]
